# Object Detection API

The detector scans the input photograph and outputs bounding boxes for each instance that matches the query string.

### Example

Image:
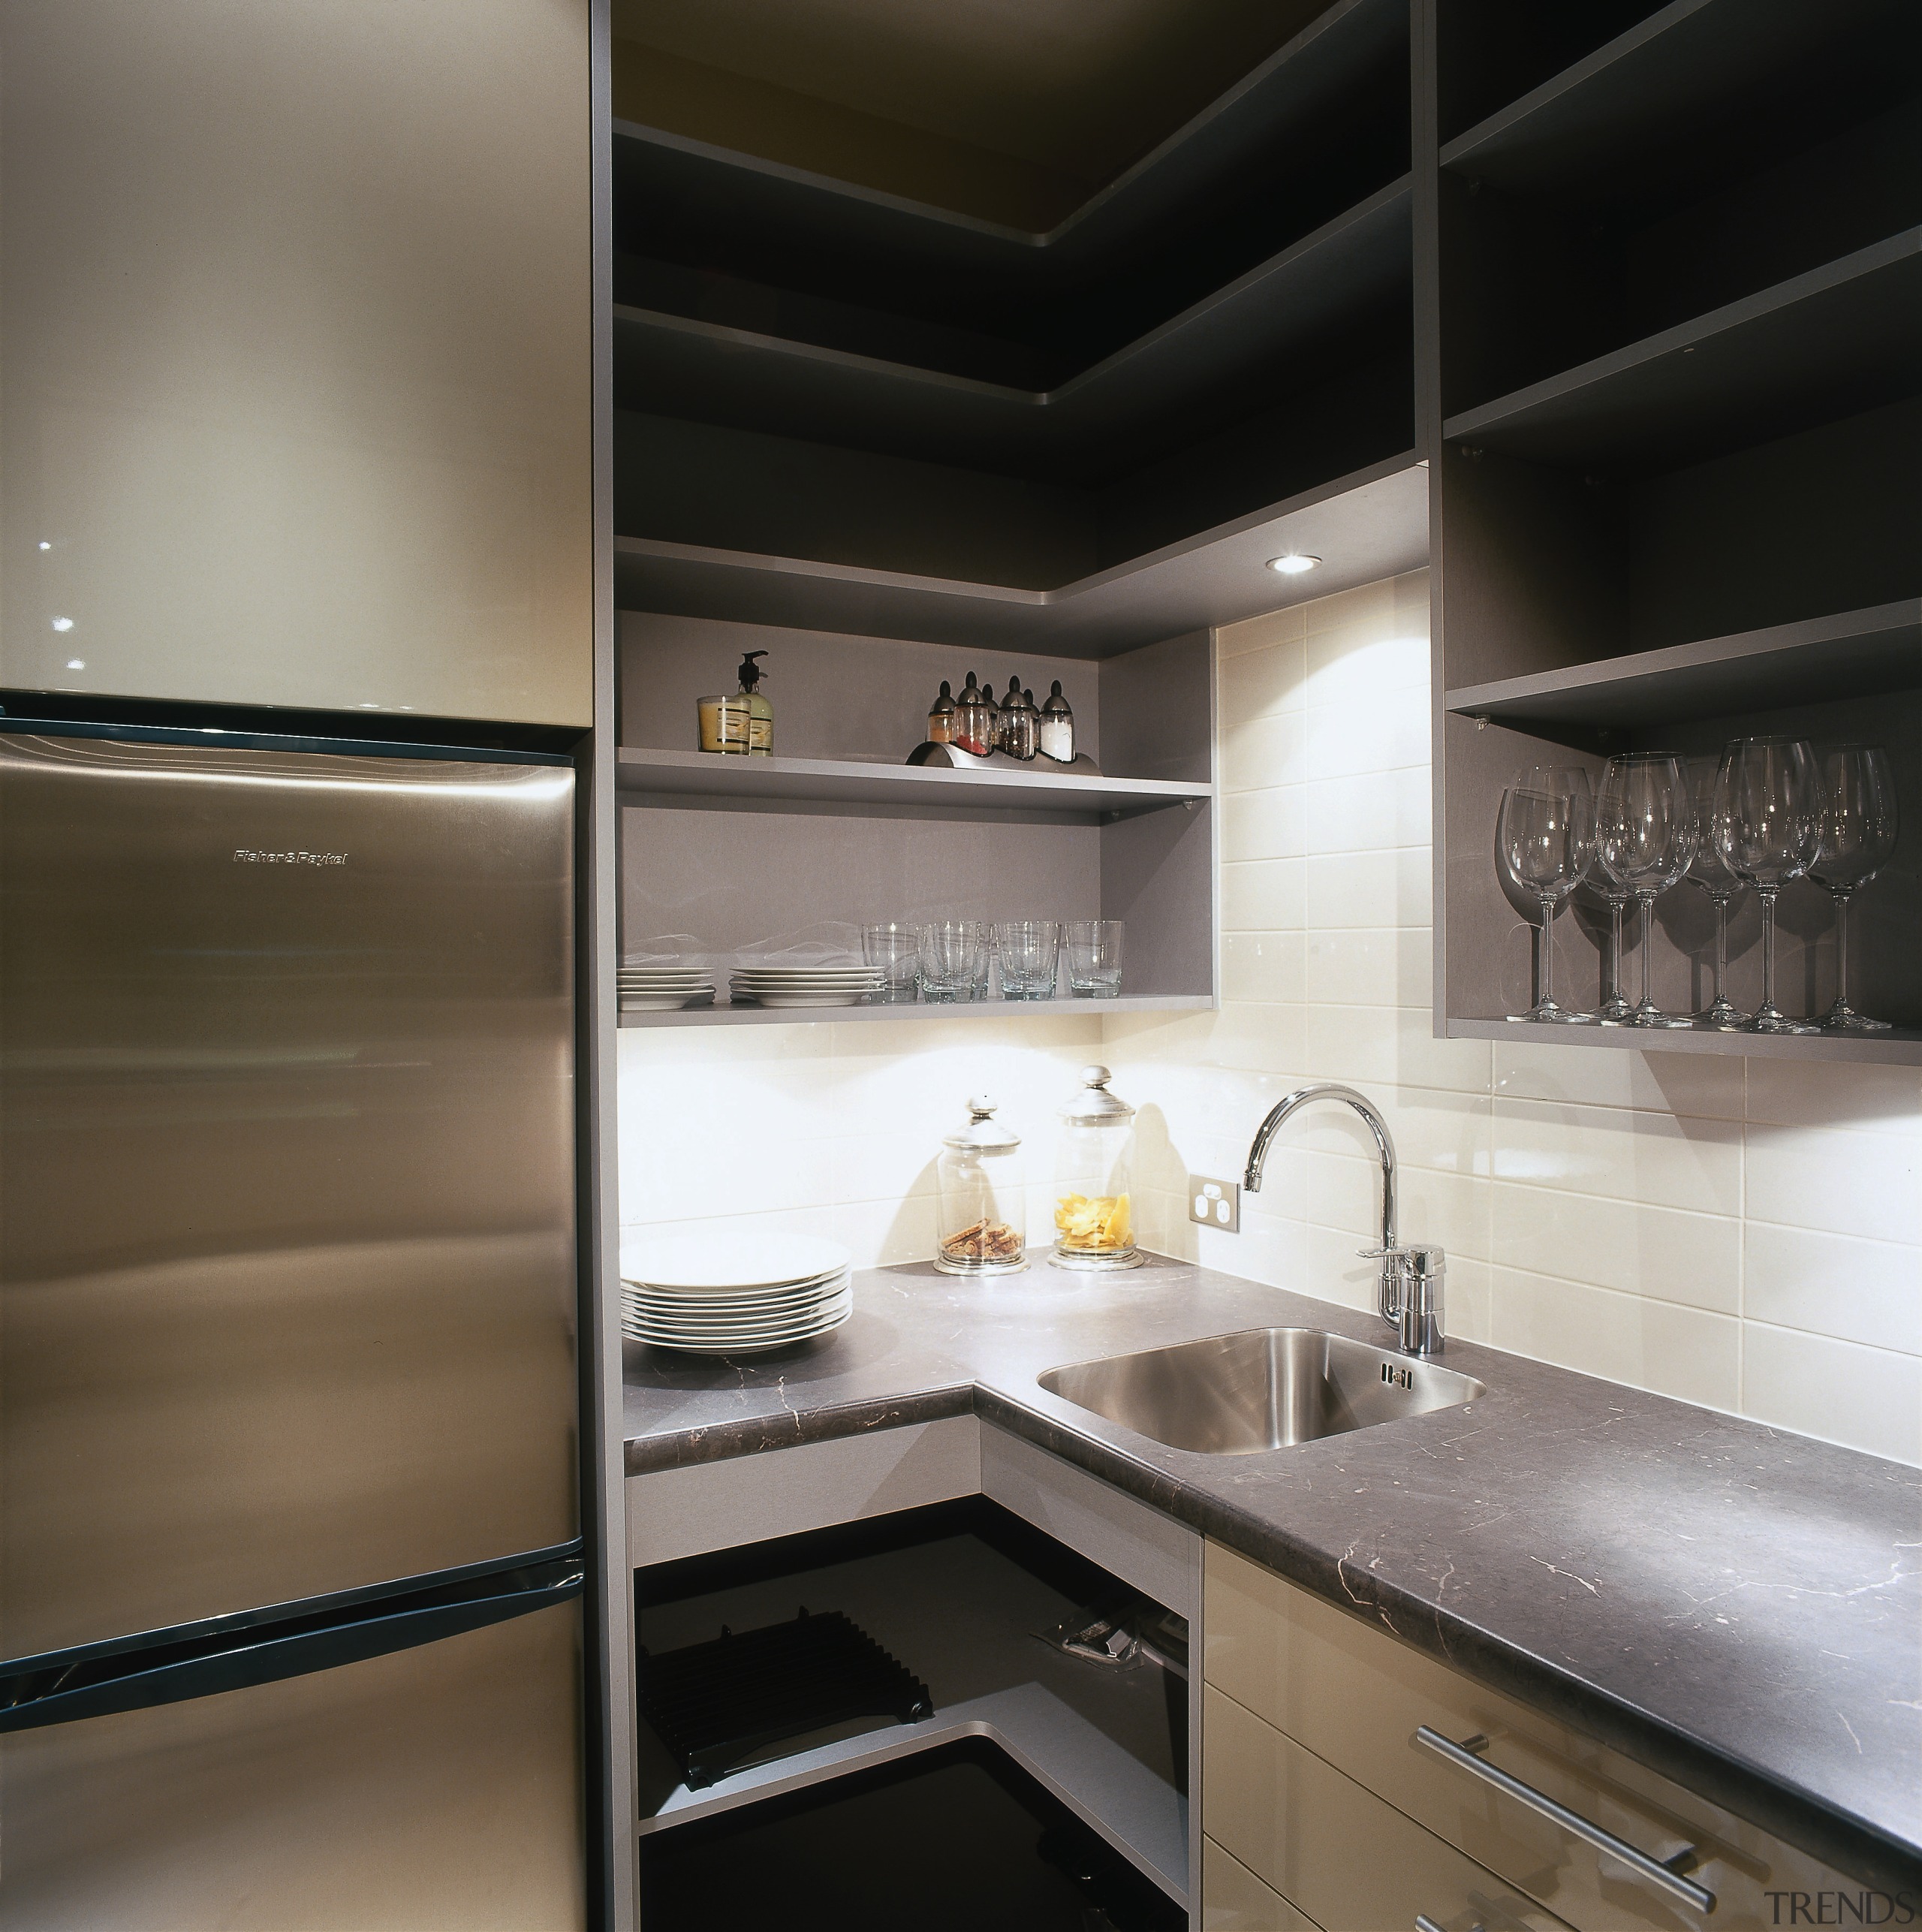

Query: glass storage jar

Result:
[935,1096,1027,1275]
[1051,1065,1143,1270]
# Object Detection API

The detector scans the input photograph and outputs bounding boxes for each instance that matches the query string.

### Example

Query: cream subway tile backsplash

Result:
[1742,1325,1922,1468]
[1102,566,1922,1467]
[618,566,1922,1469]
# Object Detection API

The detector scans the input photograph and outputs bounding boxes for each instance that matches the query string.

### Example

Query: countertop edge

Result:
[626,1376,1922,1891]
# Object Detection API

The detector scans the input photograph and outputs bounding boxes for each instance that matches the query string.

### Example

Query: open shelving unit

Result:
[633,1513,1190,1912]
[610,0,1437,1027]
[1427,0,1922,1061]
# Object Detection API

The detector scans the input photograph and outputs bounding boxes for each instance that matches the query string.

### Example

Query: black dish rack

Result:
[639,1607,935,1789]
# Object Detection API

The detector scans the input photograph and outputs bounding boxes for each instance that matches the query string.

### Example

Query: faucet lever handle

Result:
[1357,1244,1408,1322]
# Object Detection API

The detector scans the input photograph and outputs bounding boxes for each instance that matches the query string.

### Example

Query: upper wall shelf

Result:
[615,747,1210,822]
[613,179,1411,474]
[1443,600,1922,734]
[1449,1018,1922,1066]
[614,457,1426,655]
[619,993,1212,1032]
[610,0,1404,291]
[1440,0,1919,208]
[1441,231,1922,473]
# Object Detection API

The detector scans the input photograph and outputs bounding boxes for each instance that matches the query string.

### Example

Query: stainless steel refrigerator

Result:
[0,722,586,1930]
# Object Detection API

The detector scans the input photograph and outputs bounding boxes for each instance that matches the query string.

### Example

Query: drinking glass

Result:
[1496,767,1595,1023]
[1809,744,1899,1032]
[1063,919,1123,997]
[1595,752,1697,1028]
[1592,877,1635,1023]
[917,920,986,1002]
[861,921,921,1004]
[1714,737,1824,1034]
[1681,758,1746,1029]
[995,921,1061,1000]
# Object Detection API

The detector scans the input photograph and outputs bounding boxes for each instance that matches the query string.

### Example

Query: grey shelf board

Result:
[1448,1018,1922,1065]
[634,1681,1188,1906]
[616,747,1211,821]
[610,0,1402,288]
[613,455,1428,656]
[1444,600,1922,732]
[618,994,1214,1032]
[1439,0,1914,206]
[1442,230,1922,475]
[613,179,1411,471]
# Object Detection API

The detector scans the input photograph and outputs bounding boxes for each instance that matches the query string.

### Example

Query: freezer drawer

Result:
[0,1599,585,1932]
[0,731,580,1657]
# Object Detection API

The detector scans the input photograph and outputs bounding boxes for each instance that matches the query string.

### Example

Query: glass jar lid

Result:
[944,1095,1020,1153]
[1059,1065,1134,1124]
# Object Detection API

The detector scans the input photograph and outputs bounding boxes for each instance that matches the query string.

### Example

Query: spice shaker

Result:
[954,673,993,756]
[1039,681,1074,763]
[1002,683,1038,761]
[1052,1066,1142,1270]
[935,1096,1027,1274]
[926,679,956,745]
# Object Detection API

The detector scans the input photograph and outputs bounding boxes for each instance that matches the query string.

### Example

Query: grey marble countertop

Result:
[622,1254,1922,1890]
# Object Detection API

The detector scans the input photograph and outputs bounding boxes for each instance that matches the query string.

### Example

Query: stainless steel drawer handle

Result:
[1414,1726,1716,1913]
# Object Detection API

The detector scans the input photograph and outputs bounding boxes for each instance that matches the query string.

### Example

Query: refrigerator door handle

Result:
[0,1554,582,1735]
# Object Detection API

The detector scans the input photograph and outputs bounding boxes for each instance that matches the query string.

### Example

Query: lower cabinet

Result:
[1204,1685,1573,1932]
[1202,1542,1857,1932]
[1202,1836,1323,1931]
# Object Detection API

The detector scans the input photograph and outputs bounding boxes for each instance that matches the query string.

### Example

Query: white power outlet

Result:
[1188,1176,1240,1232]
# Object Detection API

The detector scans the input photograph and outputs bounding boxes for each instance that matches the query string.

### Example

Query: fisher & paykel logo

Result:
[1766,1894,1917,1924]
[233,848,348,867]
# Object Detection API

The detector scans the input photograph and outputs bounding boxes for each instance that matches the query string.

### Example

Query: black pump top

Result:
[737,650,768,691]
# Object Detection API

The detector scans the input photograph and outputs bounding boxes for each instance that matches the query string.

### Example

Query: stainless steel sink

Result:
[1036,1328,1485,1456]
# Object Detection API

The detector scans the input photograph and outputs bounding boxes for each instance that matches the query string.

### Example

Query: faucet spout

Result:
[1244,1082,1399,1317]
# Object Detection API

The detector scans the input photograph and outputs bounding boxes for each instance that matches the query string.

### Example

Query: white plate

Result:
[617,978,712,990]
[625,1303,851,1352]
[625,1283,851,1323]
[619,1229,851,1292]
[732,990,873,1008]
[627,1267,848,1308]
[731,967,879,980]
[619,991,715,1011]
[731,977,881,991]
[627,1301,854,1345]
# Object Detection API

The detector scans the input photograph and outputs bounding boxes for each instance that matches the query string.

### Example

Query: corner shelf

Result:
[1449,1019,1922,1067]
[610,0,1403,293]
[616,748,1212,822]
[614,454,1427,656]
[1438,0,1916,203]
[1441,229,1922,473]
[618,995,1212,1032]
[613,179,1411,472]
[1443,601,1922,734]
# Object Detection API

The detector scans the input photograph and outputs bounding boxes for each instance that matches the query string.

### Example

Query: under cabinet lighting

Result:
[1267,553,1321,575]
[65,659,84,671]
[50,615,73,631]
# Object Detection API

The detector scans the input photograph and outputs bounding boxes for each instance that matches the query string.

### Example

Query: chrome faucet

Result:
[1243,1082,1447,1355]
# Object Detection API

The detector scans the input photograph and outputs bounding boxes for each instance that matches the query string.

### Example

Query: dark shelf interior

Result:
[1436,0,1922,421]
[1430,0,1921,1060]
[610,2,1418,628]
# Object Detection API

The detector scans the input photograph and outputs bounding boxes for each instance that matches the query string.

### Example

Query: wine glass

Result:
[1595,753,1697,1027]
[1682,758,1747,1029]
[1809,744,1898,1032]
[1497,767,1595,1023]
[1714,737,1824,1034]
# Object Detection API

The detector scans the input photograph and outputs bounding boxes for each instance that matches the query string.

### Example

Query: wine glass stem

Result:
[1637,897,1655,1010]
[1712,900,1728,1004]
[1609,901,1625,1002]
[1538,898,1556,1007]
[1759,889,1779,1014]
[1833,891,1852,1010]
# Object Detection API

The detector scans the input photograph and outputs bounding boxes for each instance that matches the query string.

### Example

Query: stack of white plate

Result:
[729,964,883,1009]
[620,1231,853,1355]
[619,964,716,1012]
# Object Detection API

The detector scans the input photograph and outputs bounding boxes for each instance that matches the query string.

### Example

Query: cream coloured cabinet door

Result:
[1,0,592,725]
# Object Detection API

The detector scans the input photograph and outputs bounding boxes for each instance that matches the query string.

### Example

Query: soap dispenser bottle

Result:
[697,650,773,757]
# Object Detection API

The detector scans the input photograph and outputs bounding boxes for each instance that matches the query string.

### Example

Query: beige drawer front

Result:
[1206,1542,1854,1932]
[1204,1836,1325,1931]
[1206,1686,1576,1932]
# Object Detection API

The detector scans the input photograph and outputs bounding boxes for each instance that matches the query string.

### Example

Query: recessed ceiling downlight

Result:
[1267,553,1321,575]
